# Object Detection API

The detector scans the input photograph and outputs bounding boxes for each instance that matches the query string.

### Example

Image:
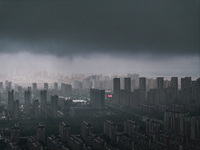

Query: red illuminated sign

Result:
[108,94,112,98]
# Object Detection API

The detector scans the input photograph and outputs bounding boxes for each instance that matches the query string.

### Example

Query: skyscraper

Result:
[8,90,14,112]
[181,77,191,104]
[44,83,48,90]
[124,78,131,106]
[157,77,164,104]
[139,77,146,104]
[32,83,37,91]
[139,77,146,91]
[54,82,58,90]
[40,90,47,111]
[171,77,178,101]
[13,100,19,120]
[51,95,58,118]
[90,88,105,109]
[113,78,120,105]
[36,123,45,144]
[33,99,39,118]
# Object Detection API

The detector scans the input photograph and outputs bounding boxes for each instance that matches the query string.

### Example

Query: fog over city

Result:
[0,0,199,82]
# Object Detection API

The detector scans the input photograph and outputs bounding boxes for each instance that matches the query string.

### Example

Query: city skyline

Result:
[0,0,199,80]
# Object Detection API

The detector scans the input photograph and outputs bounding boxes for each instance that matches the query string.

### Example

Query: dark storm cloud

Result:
[0,0,199,56]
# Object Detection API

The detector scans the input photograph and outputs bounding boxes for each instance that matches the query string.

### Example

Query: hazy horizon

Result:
[0,0,199,82]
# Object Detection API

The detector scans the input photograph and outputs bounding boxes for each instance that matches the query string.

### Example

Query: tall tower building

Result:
[59,122,71,143]
[51,95,58,118]
[8,90,14,112]
[33,99,39,118]
[157,77,164,90]
[171,77,178,101]
[81,121,93,141]
[104,120,118,142]
[36,123,45,144]
[24,90,31,107]
[11,123,20,143]
[113,78,120,105]
[124,78,131,92]
[139,77,146,91]
[32,83,37,91]
[13,100,19,120]
[44,83,48,90]
[157,77,164,104]
[40,90,47,111]
[124,78,131,106]
[54,82,58,90]
[0,82,3,90]
[90,88,105,109]
[139,77,146,104]
[181,77,191,104]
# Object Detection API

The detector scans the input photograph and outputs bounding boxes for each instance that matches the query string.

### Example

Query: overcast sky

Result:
[0,0,199,79]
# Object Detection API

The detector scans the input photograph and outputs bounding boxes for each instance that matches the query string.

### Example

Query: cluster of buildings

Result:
[2,111,199,150]
[113,77,200,110]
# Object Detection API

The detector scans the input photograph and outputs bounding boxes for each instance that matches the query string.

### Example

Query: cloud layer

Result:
[0,0,199,57]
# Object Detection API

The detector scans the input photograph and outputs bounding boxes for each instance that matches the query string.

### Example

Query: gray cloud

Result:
[0,0,199,57]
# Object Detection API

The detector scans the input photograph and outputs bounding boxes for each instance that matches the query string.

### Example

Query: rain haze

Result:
[0,0,199,83]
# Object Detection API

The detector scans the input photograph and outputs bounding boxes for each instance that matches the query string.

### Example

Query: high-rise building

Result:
[124,119,139,136]
[33,99,39,118]
[139,77,146,104]
[90,88,105,109]
[13,100,19,120]
[54,82,58,90]
[24,90,31,107]
[181,77,191,104]
[8,90,14,112]
[139,77,146,91]
[157,77,164,104]
[17,86,22,101]
[171,77,178,101]
[157,77,164,90]
[0,82,3,90]
[32,83,37,91]
[61,83,72,96]
[124,78,131,92]
[11,123,20,143]
[40,90,47,111]
[81,121,93,141]
[59,122,71,143]
[44,83,48,90]
[51,95,58,118]
[36,123,45,144]
[104,120,118,141]
[124,78,131,106]
[113,78,120,105]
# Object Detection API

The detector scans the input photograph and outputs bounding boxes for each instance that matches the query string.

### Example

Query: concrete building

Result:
[40,90,47,111]
[157,77,164,104]
[32,83,37,91]
[8,90,14,112]
[36,123,45,144]
[51,95,58,118]
[24,90,31,107]
[90,88,105,109]
[11,123,20,143]
[139,77,146,104]
[59,122,71,143]
[13,100,19,120]
[113,78,120,105]
[33,99,39,118]
[124,119,139,136]
[104,120,118,142]
[54,82,58,90]
[81,121,93,141]
[44,83,48,90]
